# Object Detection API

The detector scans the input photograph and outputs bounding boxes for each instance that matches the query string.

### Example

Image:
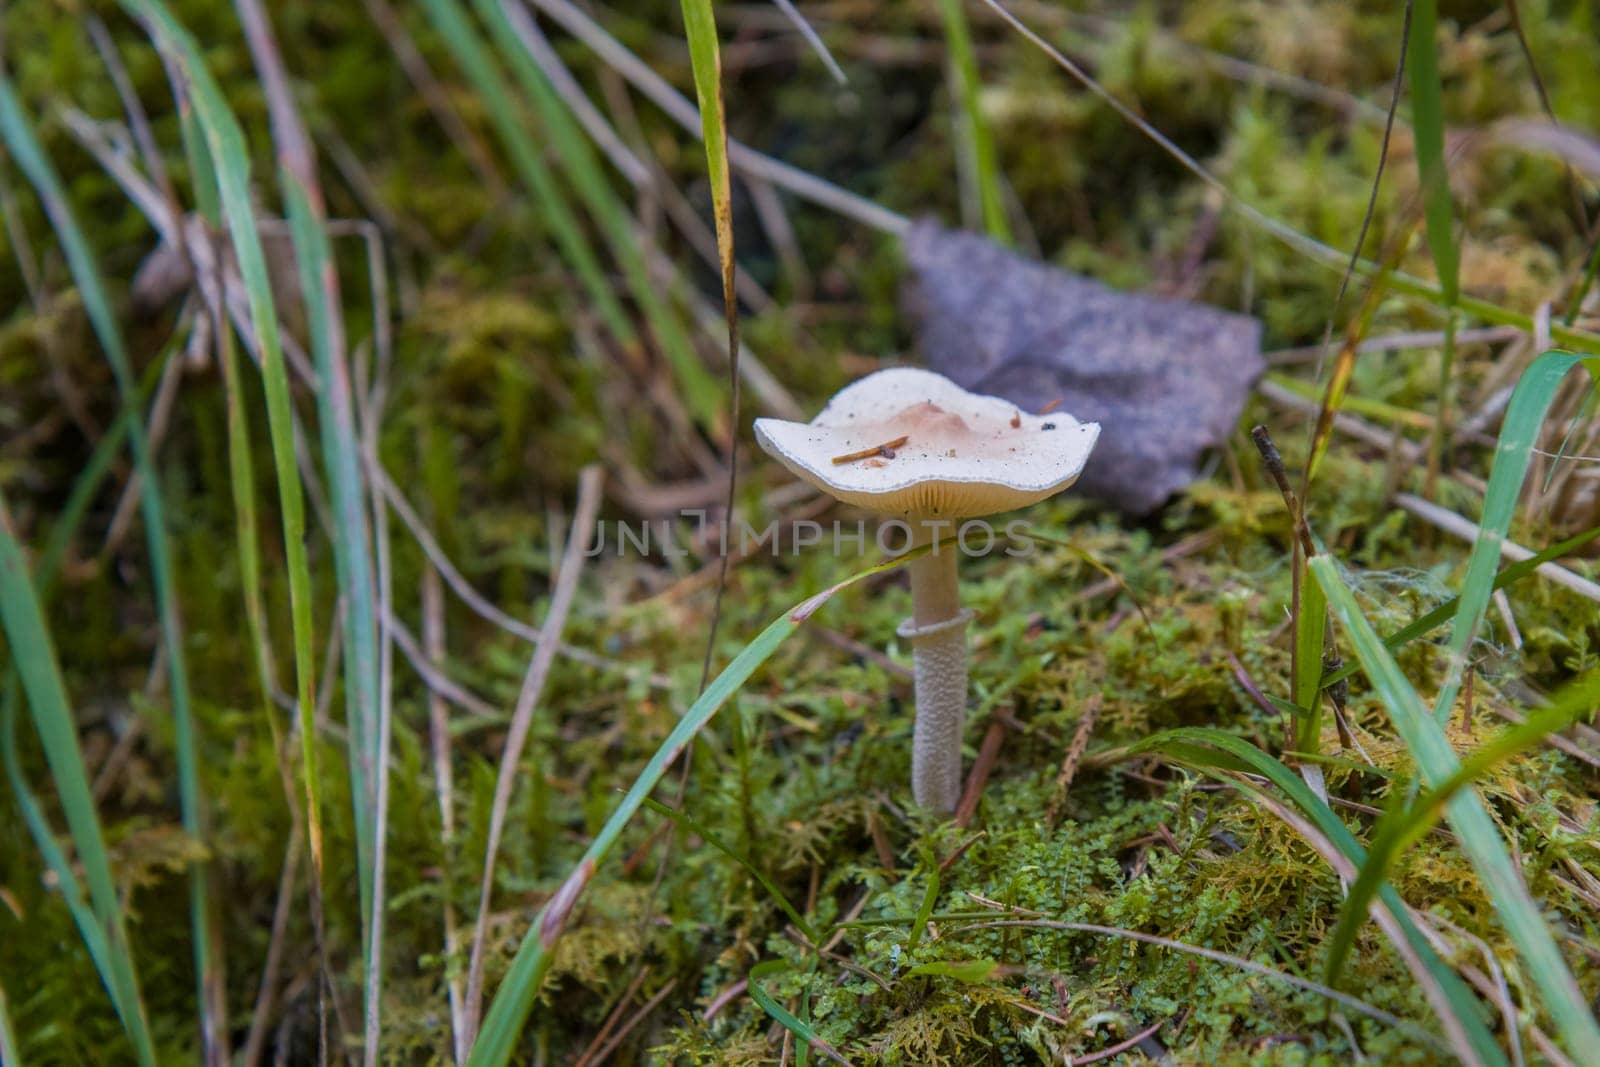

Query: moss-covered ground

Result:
[2,1,1599,1063]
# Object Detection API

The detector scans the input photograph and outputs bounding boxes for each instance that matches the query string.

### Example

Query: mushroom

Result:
[755,367,1100,813]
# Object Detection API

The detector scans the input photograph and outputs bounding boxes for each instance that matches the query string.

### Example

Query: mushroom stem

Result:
[901,542,972,813]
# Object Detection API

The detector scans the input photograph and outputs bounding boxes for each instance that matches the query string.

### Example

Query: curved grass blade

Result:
[0,71,198,1064]
[642,797,817,943]
[123,0,326,884]
[0,497,156,1065]
[748,959,854,1067]
[936,0,1009,243]
[0,335,174,1059]
[1312,553,1600,1059]
[1325,667,1600,986]
[249,21,382,918]
[465,548,926,1066]
[1428,351,1599,725]
[231,3,388,1053]
[1125,726,1507,1067]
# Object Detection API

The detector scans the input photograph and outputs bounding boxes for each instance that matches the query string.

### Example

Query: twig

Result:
[747,175,813,300]
[954,718,1005,828]
[703,978,748,1021]
[1226,653,1279,719]
[957,919,1436,1045]
[938,830,987,874]
[463,466,605,1044]
[1312,0,1412,386]
[831,435,908,465]
[101,330,187,555]
[1393,492,1600,603]
[384,609,498,720]
[1266,325,1521,366]
[1047,694,1101,824]
[421,568,468,1064]
[497,0,651,188]
[1071,1015,1170,1066]
[814,627,914,681]
[1257,378,1411,454]
[574,966,649,1067]
[373,465,672,689]
[241,826,302,1067]
[1068,530,1218,604]
[769,0,847,83]
[585,977,677,1066]
[1421,911,1526,1067]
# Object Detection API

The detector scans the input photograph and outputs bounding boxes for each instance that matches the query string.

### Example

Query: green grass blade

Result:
[0,497,156,1065]
[216,310,279,725]
[748,959,853,1067]
[1312,553,1600,1059]
[1428,351,1598,725]
[251,5,390,1032]
[465,548,925,1066]
[902,959,999,982]
[0,977,20,1066]
[0,337,173,1060]
[123,0,327,892]
[474,0,723,433]
[1320,517,1600,690]
[1293,566,1327,752]
[164,25,283,746]
[906,865,941,951]
[1326,667,1600,987]
[677,0,736,278]
[1407,0,1457,307]
[1126,726,1507,1067]
[1,688,122,1047]
[284,171,381,934]
[1407,0,1460,474]
[672,0,742,682]
[641,797,817,943]
[415,0,636,349]
[936,0,1010,243]
[0,68,204,1061]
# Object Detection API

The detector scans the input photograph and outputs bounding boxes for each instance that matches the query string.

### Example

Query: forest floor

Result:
[2,1,1600,1064]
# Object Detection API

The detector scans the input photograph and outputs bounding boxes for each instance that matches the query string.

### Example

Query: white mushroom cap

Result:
[754,367,1100,518]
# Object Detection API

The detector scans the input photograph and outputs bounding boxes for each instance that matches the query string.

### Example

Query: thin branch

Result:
[1393,492,1600,603]
[462,466,605,1044]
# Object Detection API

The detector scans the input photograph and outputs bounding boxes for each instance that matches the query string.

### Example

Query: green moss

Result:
[3,0,1599,1062]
